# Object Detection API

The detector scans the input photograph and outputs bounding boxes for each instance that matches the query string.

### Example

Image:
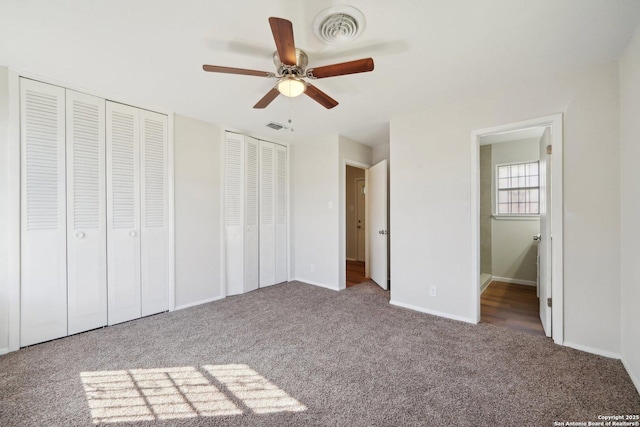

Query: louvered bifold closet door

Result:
[106,101,141,325]
[20,79,68,347]
[259,141,276,288]
[140,110,169,316]
[274,144,288,284]
[225,132,245,296]
[243,136,259,293]
[66,90,107,335]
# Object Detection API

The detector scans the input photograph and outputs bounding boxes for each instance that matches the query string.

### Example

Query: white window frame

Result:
[494,160,540,218]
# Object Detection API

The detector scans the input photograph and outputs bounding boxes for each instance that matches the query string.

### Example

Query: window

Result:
[496,161,539,215]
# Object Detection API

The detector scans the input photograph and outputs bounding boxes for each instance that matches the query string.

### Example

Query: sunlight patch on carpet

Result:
[80,364,305,423]
[203,364,307,414]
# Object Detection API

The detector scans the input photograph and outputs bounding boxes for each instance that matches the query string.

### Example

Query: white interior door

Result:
[369,160,388,290]
[66,90,107,335]
[106,101,141,325]
[140,110,169,316]
[356,179,366,261]
[20,78,68,346]
[259,141,276,287]
[539,127,552,337]
[244,136,259,293]
[274,144,288,284]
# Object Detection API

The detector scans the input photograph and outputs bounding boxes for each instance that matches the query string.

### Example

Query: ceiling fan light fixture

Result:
[277,76,307,97]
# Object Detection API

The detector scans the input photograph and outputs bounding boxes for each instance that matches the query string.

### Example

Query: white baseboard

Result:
[621,357,640,395]
[491,276,536,287]
[174,295,225,311]
[389,299,476,324]
[0,347,9,356]
[291,277,339,291]
[480,274,493,294]
[563,341,621,360]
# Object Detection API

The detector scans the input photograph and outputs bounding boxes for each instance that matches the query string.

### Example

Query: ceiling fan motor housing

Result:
[273,48,308,76]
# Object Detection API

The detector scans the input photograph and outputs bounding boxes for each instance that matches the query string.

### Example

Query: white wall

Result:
[490,138,540,283]
[372,143,390,164]
[390,61,622,355]
[0,67,9,353]
[290,135,371,290]
[620,25,640,392]
[174,114,223,308]
[291,136,340,289]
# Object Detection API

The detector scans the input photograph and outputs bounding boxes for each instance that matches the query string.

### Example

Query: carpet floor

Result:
[0,281,638,426]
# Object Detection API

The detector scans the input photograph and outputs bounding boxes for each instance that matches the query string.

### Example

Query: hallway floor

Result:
[481,281,545,336]
[346,261,367,287]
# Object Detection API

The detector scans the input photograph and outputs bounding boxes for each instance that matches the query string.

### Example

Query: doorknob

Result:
[76,231,85,239]
[130,230,137,237]
[533,234,540,241]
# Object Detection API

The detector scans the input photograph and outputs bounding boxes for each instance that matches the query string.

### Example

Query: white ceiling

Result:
[1,0,639,147]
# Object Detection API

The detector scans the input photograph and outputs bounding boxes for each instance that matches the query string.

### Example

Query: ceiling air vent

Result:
[266,122,285,130]
[313,6,366,45]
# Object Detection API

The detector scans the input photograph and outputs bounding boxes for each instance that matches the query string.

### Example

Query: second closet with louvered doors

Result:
[259,140,288,287]
[106,101,169,326]
[19,77,170,347]
[224,132,288,296]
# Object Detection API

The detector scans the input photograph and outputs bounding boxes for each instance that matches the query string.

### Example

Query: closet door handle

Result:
[129,230,137,237]
[76,232,85,239]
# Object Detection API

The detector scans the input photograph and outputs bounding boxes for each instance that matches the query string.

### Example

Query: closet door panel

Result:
[225,133,245,296]
[140,110,169,316]
[274,144,288,284]
[244,136,259,293]
[259,141,276,287]
[106,101,141,325]
[20,79,68,347]
[66,90,107,335]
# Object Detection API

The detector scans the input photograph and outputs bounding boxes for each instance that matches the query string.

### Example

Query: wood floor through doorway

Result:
[481,281,545,336]
[346,260,367,287]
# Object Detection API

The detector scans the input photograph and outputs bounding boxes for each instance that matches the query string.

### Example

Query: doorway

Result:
[478,135,544,336]
[471,115,564,344]
[346,166,367,287]
[341,159,389,291]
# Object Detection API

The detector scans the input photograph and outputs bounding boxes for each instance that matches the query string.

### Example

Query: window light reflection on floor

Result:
[203,364,308,414]
[80,364,306,424]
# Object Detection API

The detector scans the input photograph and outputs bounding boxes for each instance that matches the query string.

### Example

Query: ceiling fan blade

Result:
[202,64,274,77]
[305,84,338,109]
[253,87,280,109]
[269,17,297,66]
[307,58,374,79]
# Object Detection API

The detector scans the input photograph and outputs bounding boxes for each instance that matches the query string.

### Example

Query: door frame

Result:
[339,160,371,290]
[470,114,564,345]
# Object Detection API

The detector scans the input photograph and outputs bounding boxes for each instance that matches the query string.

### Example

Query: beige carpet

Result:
[0,281,638,426]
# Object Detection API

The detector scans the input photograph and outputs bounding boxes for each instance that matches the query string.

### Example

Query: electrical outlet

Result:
[310,263,315,272]
[429,286,437,297]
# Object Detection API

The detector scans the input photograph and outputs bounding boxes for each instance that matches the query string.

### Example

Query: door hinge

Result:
[547,297,552,308]
[546,145,552,155]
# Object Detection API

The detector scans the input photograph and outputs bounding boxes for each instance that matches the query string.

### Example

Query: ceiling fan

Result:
[202,17,374,109]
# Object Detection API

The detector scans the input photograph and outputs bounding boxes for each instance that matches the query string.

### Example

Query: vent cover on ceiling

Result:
[313,6,366,45]
[266,122,285,130]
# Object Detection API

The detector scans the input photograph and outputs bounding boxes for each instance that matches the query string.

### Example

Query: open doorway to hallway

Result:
[346,165,368,287]
[472,114,563,343]
[479,134,544,336]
